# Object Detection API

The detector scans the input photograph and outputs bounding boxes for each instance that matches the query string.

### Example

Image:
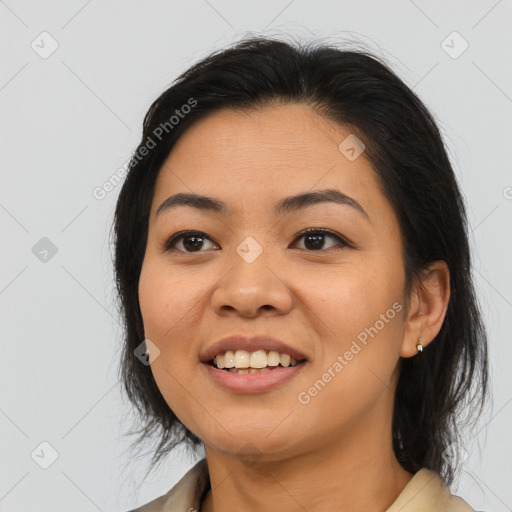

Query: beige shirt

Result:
[128,458,475,512]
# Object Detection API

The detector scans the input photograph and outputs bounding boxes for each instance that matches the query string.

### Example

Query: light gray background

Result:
[1,1,511,511]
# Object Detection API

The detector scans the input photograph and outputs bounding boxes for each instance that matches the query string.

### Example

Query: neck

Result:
[200,424,414,512]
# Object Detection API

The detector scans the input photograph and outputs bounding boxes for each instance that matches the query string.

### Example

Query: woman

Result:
[114,36,489,511]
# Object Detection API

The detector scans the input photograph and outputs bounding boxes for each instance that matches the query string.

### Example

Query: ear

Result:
[400,260,451,358]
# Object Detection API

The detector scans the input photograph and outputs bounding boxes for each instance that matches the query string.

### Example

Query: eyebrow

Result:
[156,188,370,221]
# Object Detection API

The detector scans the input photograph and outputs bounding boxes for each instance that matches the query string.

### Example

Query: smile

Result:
[202,355,307,393]
[211,349,306,371]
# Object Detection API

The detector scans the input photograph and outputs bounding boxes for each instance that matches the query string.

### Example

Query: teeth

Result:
[267,350,281,366]
[215,353,225,368]
[249,349,267,368]
[213,349,302,369]
[228,367,272,374]
[224,350,235,368]
[234,350,250,368]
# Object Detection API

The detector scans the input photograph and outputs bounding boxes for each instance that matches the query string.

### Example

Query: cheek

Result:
[138,264,160,335]
[297,292,403,440]
[307,261,401,340]
[138,258,194,338]
[138,260,201,427]
[303,259,404,395]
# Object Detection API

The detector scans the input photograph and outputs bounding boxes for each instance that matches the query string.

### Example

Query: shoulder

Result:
[387,468,475,512]
[125,458,209,512]
[125,493,169,512]
[125,462,478,512]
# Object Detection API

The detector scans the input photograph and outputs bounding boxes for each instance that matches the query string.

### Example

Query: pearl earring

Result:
[416,337,424,353]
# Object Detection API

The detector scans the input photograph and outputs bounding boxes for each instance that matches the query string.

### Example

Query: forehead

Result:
[151,103,388,223]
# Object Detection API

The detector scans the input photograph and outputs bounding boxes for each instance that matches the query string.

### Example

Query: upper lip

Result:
[199,334,309,364]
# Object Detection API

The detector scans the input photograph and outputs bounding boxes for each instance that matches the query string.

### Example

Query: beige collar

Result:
[130,458,474,512]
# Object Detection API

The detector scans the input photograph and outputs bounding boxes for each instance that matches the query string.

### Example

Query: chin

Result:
[202,427,299,460]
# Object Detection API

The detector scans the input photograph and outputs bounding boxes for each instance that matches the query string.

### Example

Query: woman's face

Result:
[138,103,409,461]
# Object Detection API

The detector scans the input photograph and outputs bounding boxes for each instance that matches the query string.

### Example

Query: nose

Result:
[210,249,293,318]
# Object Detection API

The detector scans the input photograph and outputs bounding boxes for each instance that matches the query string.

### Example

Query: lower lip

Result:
[201,362,307,393]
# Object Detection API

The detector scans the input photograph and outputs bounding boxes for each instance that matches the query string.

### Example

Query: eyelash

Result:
[163,228,353,253]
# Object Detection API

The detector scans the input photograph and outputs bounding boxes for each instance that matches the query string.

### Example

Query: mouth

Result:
[206,349,308,374]
[202,350,308,393]
[199,335,310,392]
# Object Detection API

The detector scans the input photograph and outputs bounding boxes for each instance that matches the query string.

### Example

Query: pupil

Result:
[184,235,203,251]
[305,234,324,250]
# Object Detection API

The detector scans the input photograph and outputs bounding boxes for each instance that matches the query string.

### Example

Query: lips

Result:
[199,334,309,365]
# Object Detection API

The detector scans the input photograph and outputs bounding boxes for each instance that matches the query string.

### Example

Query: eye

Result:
[291,228,351,252]
[164,231,219,253]
[163,228,352,254]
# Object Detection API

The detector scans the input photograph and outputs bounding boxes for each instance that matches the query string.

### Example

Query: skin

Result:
[138,103,450,512]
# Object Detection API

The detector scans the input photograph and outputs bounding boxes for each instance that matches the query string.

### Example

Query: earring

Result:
[416,337,424,353]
